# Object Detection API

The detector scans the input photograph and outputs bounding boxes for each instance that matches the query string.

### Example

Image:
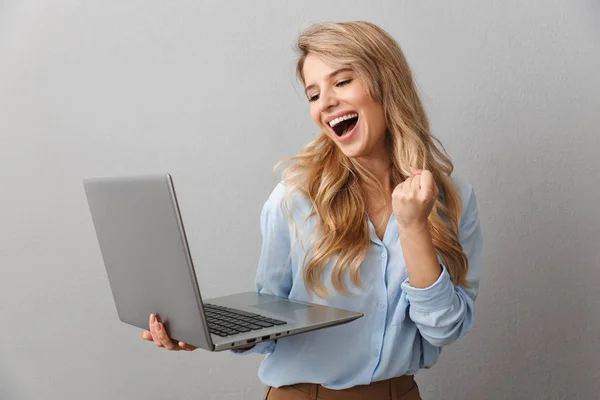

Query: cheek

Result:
[366,103,386,134]
[309,107,319,125]
[310,108,326,131]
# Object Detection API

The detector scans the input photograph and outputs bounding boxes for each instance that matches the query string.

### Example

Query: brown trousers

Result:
[264,375,421,400]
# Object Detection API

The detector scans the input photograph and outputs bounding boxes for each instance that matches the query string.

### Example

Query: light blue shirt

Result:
[235,175,483,390]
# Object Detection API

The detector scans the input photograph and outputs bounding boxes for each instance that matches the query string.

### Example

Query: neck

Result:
[356,155,393,196]
[357,156,393,229]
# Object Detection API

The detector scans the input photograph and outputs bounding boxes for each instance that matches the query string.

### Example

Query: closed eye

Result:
[307,80,352,102]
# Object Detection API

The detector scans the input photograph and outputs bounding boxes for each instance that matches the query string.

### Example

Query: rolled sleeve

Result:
[401,265,455,312]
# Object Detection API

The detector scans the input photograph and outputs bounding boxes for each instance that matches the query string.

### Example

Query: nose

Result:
[319,87,338,113]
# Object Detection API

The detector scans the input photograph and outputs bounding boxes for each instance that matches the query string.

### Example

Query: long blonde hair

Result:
[277,21,468,297]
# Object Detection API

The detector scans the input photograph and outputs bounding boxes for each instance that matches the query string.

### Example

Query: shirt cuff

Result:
[401,265,456,312]
[229,340,276,355]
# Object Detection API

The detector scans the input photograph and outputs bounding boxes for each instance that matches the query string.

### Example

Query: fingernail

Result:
[150,314,155,323]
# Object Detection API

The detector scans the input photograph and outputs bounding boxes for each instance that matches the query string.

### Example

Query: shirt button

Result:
[381,252,386,258]
[374,349,380,357]
[378,301,385,309]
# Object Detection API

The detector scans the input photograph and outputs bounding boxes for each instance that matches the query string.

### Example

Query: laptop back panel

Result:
[83,174,214,350]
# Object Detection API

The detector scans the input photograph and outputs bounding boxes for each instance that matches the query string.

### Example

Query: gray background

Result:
[1,1,599,399]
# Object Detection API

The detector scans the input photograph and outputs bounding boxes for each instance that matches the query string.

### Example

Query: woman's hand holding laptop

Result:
[140,313,256,351]
[140,314,197,351]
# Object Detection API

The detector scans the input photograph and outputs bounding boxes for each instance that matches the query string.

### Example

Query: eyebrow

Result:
[304,68,354,96]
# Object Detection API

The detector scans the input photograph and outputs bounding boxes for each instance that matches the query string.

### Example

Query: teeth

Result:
[328,113,358,128]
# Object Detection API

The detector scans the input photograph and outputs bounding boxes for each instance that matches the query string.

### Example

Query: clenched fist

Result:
[392,168,439,230]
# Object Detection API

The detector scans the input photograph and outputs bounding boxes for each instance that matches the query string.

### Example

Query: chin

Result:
[338,145,364,159]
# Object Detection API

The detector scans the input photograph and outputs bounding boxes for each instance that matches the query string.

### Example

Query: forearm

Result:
[399,223,441,288]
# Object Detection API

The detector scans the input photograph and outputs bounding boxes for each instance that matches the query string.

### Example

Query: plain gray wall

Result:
[1,1,599,399]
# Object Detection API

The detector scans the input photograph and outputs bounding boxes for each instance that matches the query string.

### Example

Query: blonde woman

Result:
[143,21,483,400]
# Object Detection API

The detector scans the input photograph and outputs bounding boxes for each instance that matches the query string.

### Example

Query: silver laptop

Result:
[83,174,362,351]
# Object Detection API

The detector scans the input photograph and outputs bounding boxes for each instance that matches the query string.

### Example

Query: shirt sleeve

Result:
[231,184,293,355]
[400,183,483,347]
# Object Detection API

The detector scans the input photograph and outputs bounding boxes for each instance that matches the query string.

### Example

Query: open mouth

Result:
[329,113,359,137]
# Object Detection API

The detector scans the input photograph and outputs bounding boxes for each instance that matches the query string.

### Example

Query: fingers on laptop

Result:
[141,330,153,341]
[150,314,176,350]
[178,341,196,351]
[149,314,164,348]
[145,314,195,351]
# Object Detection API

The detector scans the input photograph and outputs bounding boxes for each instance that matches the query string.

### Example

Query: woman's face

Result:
[302,54,388,160]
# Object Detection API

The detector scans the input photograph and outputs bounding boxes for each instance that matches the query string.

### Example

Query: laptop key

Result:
[226,309,261,318]
[238,322,255,328]
[266,319,287,325]
[231,325,251,332]
[254,321,274,328]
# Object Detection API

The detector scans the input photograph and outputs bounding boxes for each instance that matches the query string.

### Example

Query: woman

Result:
[142,21,483,400]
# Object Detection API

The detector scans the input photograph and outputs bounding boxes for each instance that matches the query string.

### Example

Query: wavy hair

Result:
[276,21,469,297]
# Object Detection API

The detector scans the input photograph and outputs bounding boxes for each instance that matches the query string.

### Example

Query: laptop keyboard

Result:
[204,303,287,337]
